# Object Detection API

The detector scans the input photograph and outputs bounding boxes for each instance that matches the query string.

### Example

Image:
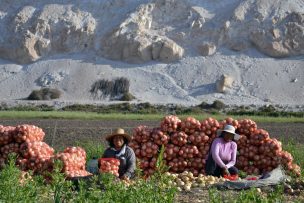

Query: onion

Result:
[133,125,151,143]
[160,115,181,133]
[151,128,169,145]
[237,119,257,136]
[171,132,188,146]
[181,117,201,134]
[219,117,238,129]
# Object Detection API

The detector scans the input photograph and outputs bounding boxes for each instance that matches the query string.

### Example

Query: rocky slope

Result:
[0,0,303,107]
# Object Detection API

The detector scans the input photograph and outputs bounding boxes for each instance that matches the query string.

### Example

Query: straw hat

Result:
[217,125,241,140]
[105,128,131,142]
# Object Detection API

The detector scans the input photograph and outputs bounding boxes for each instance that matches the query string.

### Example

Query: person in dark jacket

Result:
[102,128,136,180]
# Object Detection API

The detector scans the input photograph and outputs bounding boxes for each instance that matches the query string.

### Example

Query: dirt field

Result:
[0,119,303,149]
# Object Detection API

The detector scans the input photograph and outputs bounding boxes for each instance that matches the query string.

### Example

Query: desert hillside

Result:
[0,0,303,108]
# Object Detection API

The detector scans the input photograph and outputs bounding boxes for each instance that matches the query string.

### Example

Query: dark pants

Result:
[212,165,239,177]
[205,153,238,177]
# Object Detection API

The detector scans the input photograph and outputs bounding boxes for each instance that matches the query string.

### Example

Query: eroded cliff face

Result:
[0,4,96,64]
[0,0,303,64]
[226,0,304,57]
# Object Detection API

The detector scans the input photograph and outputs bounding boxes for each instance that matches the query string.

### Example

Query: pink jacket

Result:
[210,137,237,168]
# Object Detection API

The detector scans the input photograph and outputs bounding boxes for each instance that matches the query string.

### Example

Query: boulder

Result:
[199,43,217,56]
[159,40,184,63]
[216,74,234,93]
[250,31,290,57]
[102,30,184,63]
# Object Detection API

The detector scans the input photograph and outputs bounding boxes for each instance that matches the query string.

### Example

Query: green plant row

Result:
[0,141,303,202]
[0,111,303,123]
[0,102,303,118]
[0,157,176,203]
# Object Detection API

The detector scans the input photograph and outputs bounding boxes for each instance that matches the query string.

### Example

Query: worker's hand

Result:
[222,167,230,176]
[121,175,130,181]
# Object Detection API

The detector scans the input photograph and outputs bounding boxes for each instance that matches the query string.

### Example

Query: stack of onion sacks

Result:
[131,116,301,177]
[0,125,54,173]
[236,127,301,176]
[55,147,91,178]
[129,126,160,176]
[99,158,120,177]
[18,141,54,173]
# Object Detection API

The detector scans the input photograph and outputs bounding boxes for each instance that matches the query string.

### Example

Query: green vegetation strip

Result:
[0,111,304,123]
[0,142,302,202]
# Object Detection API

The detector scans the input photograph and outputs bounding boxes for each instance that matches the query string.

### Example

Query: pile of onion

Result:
[171,131,188,146]
[131,116,301,177]
[151,128,169,145]
[132,125,151,143]
[1,143,20,159]
[200,117,220,140]
[99,158,120,177]
[236,127,300,176]
[237,119,257,136]
[65,170,93,178]
[0,125,92,178]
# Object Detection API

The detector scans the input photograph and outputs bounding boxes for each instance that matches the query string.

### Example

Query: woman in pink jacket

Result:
[205,125,240,177]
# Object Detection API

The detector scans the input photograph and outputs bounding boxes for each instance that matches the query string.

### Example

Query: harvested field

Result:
[0,119,303,149]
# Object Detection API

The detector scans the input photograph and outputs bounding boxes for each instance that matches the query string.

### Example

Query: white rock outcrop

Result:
[101,0,188,63]
[0,0,303,64]
[225,0,304,56]
[102,31,184,63]
[0,4,96,64]
[250,12,304,57]
[216,74,234,93]
[199,43,217,56]
[37,71,67,87]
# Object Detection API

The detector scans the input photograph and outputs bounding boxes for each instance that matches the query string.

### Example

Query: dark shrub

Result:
[120,92,135,101]
[197,100,225,110]
[113,78,130,97]
[90,77,134,101]
[211,100,225,110]
[258,105,276,113]
[197,101,209,109]
[27,88,61,100]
